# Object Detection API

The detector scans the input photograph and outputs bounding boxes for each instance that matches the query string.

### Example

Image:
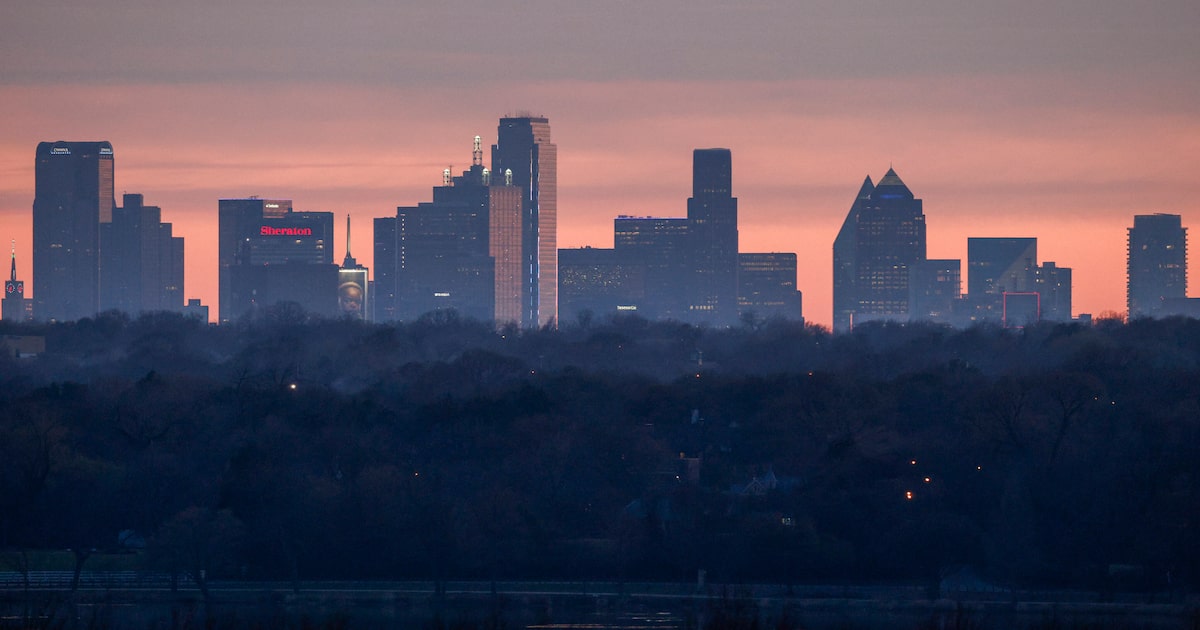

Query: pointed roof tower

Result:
[877,167,904,186]
[341,214,357,268]
[10,239,17,282]
[856,175,875,200]
[873,167,914,200]
[837,175,874,235]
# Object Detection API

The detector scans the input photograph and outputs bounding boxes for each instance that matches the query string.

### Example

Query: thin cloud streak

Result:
[4,2,1197,86]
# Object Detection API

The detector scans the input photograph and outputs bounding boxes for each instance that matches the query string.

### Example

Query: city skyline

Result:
[2,2,1198,327]
[5,133,1193,326]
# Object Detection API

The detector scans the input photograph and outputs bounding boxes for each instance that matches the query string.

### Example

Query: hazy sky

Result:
[2,1,1198,325]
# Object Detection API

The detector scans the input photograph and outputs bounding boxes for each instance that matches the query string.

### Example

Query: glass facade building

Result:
[33,141,115,321]
[832,169,926,330]
[492,116,557,328]
[558,247,646,323]
[908,259,961,324]
[1127,213,1187,318]
[613,216,691,320]
[737,253,802,322]
[686,148,739,325]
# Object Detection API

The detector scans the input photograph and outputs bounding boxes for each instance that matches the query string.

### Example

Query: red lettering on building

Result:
[260,226,314,236]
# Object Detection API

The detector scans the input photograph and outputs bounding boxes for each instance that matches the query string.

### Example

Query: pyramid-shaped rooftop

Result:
[876,168,906,188]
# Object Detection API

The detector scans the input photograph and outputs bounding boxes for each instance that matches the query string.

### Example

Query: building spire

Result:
[9,239,15,282]
[342,214,357,268]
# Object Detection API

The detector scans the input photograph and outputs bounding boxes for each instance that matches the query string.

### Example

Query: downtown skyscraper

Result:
[492,116,557,328]
[375,128,530,326]
[1128,213,1187,318]
[376,137,521,323]
[686,148,740,325]
[218,198,336,322]
[100,193,185,315]
[832,168,926,331]
[33,141,114,321]
[558,148,800,326]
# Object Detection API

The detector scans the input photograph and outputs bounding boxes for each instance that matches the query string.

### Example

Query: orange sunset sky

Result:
[2,2,1198,327]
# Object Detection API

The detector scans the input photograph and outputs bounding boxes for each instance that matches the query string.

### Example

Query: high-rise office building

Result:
[613,216,691,320]
[372,216,397,323]
[563,150,802,327]
[831,169,926,330]
[391,172,496,322]
[908,259,961,324]
[964,238,1072,324]
[832,176,874,332]
[218,198,335,321]
[967,237,1037,298]
[737,253,802,322]
[686,149,739,325]
[558,247,645,322]
[375,136,522,324]
[33,141,115,321]
[492,116,557,328]
[1127,213,1187,318]
[100,193,184,314]
[965,237,1037,322]
[1031,261,1072,322]
[489,174,525,325]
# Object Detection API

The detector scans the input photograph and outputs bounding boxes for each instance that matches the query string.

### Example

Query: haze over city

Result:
[2,1,1198,326]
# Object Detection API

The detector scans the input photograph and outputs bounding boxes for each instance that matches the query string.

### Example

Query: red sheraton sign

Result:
[260,226,313,236]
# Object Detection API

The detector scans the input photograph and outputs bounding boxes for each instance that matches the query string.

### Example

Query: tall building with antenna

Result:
[339,214,369,320]
[375,133,521,323]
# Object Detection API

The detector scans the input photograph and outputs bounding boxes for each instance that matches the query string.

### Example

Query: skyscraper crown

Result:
[873,168,914,200]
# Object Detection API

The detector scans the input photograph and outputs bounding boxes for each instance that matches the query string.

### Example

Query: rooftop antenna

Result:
[10,239,16,282]
[342,214,357,268]
[473,135,483,167]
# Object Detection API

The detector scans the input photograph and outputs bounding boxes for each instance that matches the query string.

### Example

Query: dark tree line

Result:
[1,306,1199,592]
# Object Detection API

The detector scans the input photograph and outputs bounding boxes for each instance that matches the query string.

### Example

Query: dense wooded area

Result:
[1,306,1198,594]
